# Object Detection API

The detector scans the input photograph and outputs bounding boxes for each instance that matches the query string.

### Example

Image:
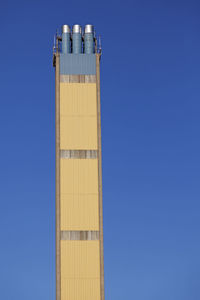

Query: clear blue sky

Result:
[0,0,200,299]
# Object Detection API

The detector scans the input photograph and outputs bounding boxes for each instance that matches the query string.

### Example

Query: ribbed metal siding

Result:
[60,159,98,195]
[60,82,97,149]
[60,54,96,75]
[61,278,100,300]
[61,240,100,300]
[60,158,99,231]
[60,193,99,230]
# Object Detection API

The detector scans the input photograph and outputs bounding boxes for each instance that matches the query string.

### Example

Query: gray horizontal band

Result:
[60,150,98,159]
[61,231,99,240]
[60,74,96,83]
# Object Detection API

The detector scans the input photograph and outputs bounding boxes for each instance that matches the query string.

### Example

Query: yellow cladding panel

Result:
[60,83,97,150]
[61,194,99,231]
[60,83,97,116]
[61,240,100,278]
[61,241,100,300]
[61,278,100,300]
[60,116,97,150]
[60,159,98,195]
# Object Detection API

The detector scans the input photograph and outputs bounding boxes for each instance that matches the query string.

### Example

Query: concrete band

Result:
[60,74,96,83]
[61,231,100,240]
[60,150,98,159]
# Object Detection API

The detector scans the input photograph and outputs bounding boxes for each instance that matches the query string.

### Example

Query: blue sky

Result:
[0,0,200,299]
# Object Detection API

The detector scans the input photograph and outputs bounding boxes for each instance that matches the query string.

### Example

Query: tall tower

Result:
[53,24,104,300]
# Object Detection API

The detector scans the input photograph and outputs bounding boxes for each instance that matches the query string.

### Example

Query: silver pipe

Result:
[62,24,70,33]
[84,24,94,34]
[62,24,71,53]
[73,24,82,34]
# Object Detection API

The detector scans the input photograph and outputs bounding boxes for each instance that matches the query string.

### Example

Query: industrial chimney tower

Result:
[53,24,104,300]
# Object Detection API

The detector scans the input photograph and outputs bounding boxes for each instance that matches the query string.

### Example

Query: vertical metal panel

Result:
[60,83,97,150]
[60,83,96,116]
[60,116,97,149]
[61,193,99,230]
[61,278,100,300]
[60,159,98,195]
[61,241,100,300]
[60,54,96,75]
[61,241,100,279]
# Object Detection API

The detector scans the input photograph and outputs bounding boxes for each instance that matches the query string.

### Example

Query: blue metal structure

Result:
[60,54,96,75]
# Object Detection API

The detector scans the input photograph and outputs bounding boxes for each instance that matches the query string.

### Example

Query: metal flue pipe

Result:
[62,25,71,53]
[84,24,94,54]
[72,24,82,54]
